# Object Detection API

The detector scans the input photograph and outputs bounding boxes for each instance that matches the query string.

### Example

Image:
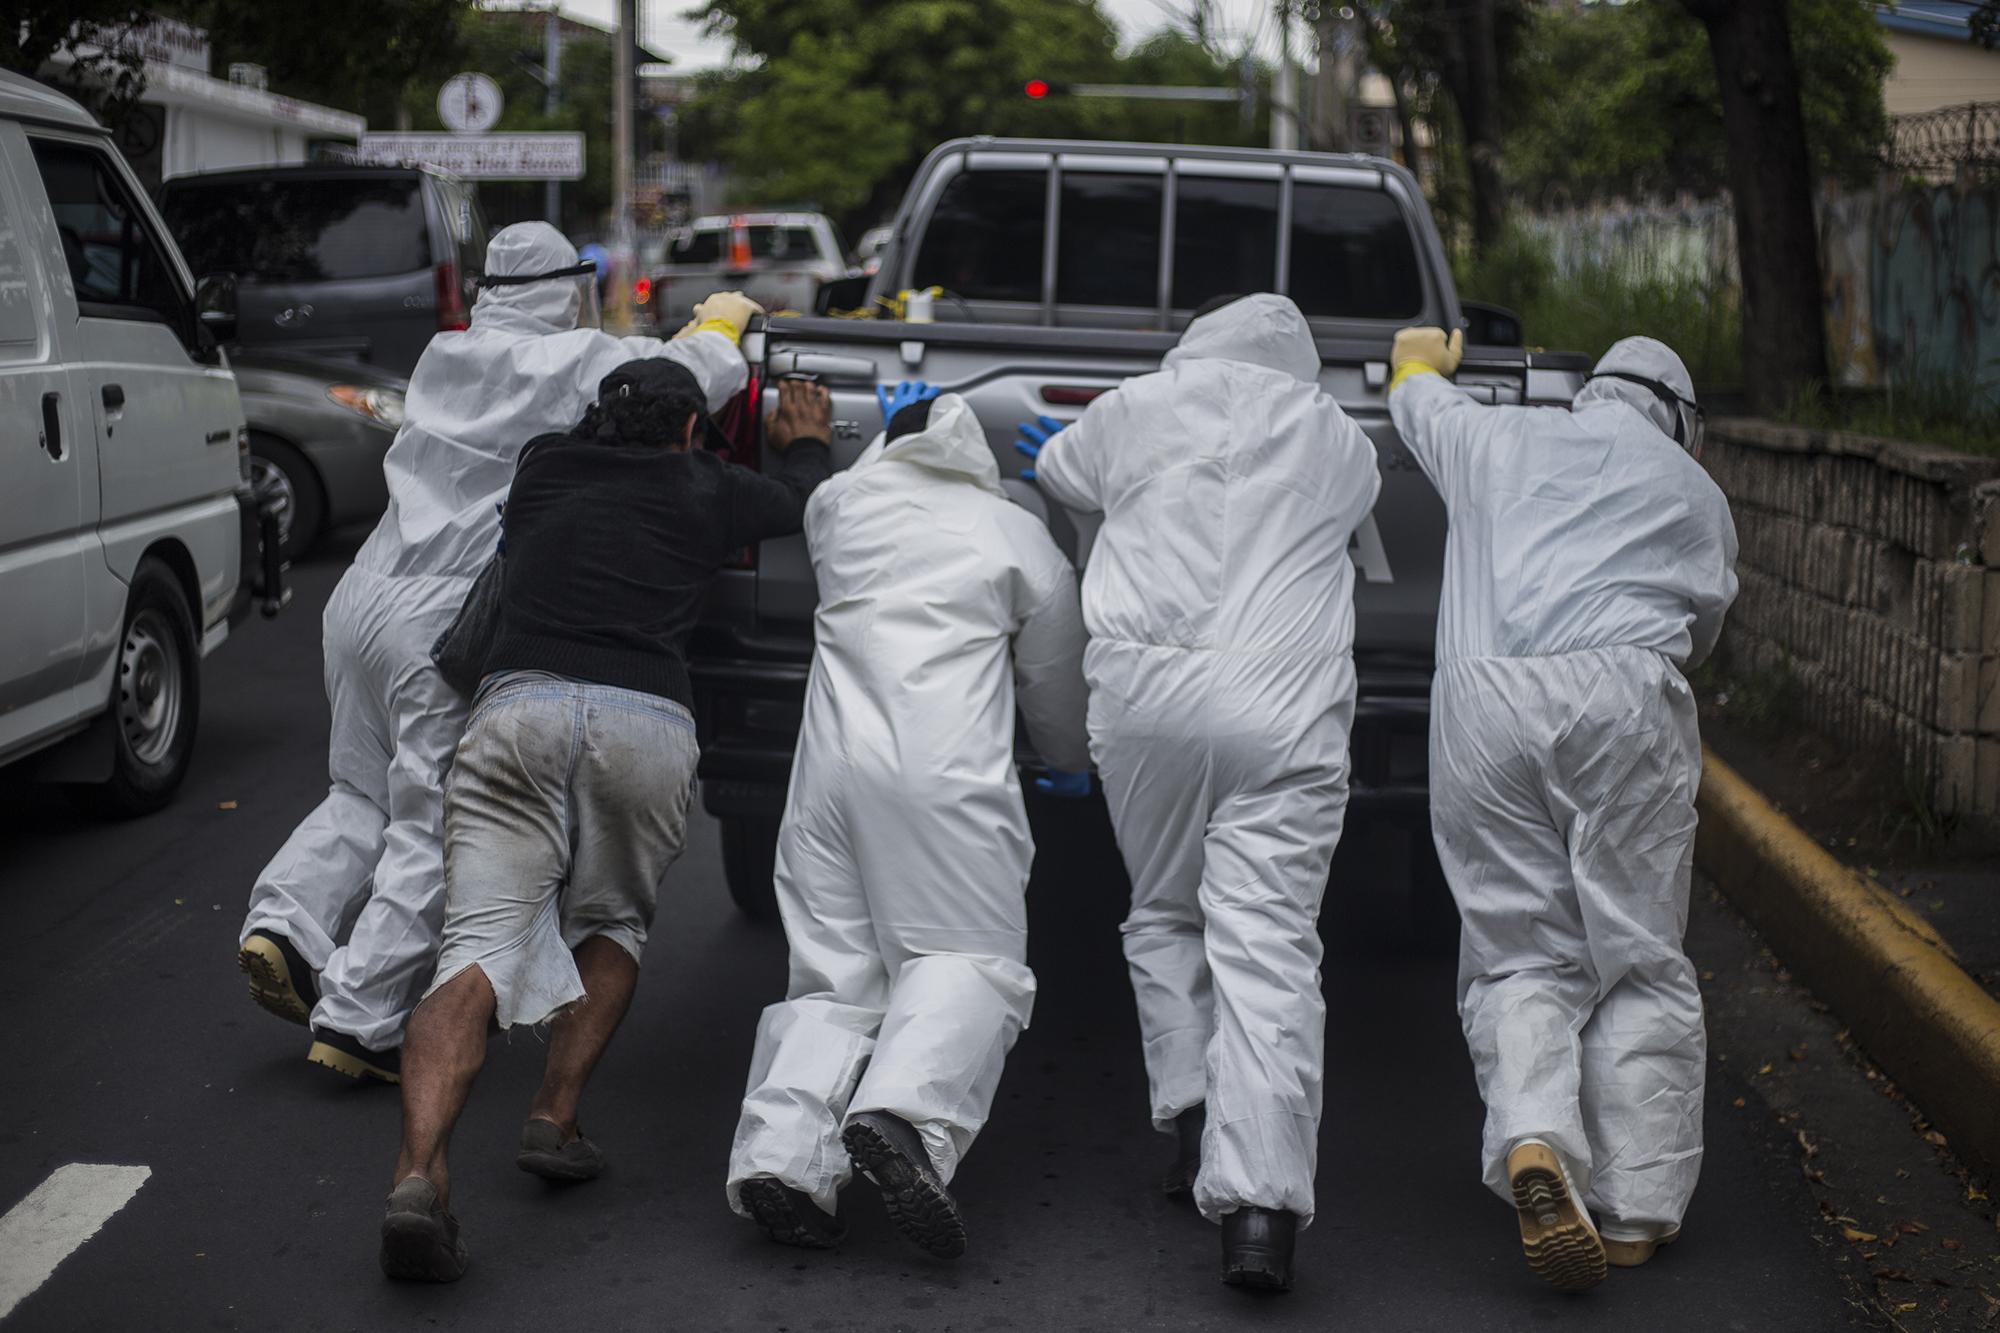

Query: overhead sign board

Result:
[356,133,584,181]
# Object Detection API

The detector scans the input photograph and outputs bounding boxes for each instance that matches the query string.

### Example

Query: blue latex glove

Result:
[1035,768,1093,799]
[1013,415,1065,480]
[875,379,939,422]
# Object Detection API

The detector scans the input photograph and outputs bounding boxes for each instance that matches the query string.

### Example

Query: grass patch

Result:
[1780,376,2000,458]
[1454,224,1742,391]
[1693,654,1801,739]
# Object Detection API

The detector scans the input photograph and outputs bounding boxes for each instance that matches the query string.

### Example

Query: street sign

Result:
[437,72,503,133]
[1350,106,1392,153]
[356,132,584,180]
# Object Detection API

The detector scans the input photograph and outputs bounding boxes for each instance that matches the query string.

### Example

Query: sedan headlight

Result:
[326,384,407,429]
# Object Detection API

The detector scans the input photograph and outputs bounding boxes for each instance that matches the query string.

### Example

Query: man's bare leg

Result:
[392,965,497,1204]
[526,937,639,1136]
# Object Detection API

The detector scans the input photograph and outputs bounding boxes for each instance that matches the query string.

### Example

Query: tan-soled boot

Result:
[1601,1226,1680,1268]
[1506,1138,1607,1291]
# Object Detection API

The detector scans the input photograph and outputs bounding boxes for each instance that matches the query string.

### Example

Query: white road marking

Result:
[0,1164,151,1321]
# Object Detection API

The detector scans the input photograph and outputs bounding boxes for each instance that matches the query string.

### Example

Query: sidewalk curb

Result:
[1695,748,2000,1179]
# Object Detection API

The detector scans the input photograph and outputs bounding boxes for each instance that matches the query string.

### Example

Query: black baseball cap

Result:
[597,358,731,451]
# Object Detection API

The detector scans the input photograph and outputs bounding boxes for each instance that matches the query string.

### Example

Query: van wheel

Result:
[248,435,324,559]
[77,559,201,818]
[720,815,780,921]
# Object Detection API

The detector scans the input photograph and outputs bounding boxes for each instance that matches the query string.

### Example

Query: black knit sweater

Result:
[486,431,831,706]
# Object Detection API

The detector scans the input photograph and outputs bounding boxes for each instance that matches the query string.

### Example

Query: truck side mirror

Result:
[1461,301,1523,348]
[196,272,238,345]
[815,275,869,317]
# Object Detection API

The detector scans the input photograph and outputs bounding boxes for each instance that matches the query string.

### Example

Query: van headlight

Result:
[326,384,407,429]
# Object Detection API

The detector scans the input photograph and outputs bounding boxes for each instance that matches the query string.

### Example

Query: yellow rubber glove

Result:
[675,290,763,344]
[1389,326,1464,391]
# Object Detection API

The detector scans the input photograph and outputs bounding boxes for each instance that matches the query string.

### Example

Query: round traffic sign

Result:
[438,72,503,133]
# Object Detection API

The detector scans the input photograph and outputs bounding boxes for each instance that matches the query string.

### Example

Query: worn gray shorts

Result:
[428,671,699,1029]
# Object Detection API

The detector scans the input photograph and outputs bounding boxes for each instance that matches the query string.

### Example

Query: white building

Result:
[45,19,364,190]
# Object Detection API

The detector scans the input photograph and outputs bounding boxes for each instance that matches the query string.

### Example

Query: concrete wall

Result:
[1704,419,2000,818]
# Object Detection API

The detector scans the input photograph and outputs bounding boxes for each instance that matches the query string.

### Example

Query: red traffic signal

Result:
[1023,78,1050,100]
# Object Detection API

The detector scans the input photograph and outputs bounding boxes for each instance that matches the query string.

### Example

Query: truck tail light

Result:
[1040,385,1107,406]
[435,262,469,331]
[728,224,752,273]
[634,276,652,305]
[716,364,764,569]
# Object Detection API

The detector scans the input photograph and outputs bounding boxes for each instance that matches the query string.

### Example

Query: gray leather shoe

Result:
[380,1177,468,1283]
[516,1118,606,1182]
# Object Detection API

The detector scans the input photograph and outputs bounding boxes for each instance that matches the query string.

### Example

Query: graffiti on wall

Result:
[1525,184,2000,405]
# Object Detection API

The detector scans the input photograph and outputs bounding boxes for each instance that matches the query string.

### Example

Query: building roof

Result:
[1874,2,1984,42]
[0,69,105,134]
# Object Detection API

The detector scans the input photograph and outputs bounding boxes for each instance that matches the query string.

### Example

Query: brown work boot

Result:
[1507,1138,1607,1291]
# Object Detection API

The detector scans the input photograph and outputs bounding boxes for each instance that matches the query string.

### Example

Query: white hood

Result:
[1162,293,1321,385]
[468,221,584,338]
[1573,335,1697,445]
[857,393,1005,497]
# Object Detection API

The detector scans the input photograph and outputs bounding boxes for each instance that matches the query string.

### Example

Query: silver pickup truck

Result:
[690,137,1591,918]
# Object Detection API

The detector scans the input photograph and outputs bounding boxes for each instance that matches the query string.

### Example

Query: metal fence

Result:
[1883,101,2000,181]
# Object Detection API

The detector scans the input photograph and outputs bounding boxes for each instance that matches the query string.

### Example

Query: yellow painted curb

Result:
[1696,748,2000,1177]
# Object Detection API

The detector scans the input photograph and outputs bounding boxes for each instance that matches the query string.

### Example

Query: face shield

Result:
[476,260,601,330]
[1585,370,1706,458]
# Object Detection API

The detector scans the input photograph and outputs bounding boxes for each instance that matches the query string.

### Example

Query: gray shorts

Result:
[428,671,699,1029]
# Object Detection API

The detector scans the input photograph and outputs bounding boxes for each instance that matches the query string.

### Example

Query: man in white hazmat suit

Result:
[726,387,1090,1260]
[236,221,755,1082]
[1018,294,1381,1292]
[1386,328,1737,1290]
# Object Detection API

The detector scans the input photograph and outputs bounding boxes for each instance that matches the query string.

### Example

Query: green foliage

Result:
[1506,0,1890,206]
[1780,376,2000,458]
[1455,222,1743,389]
[159,0,471,130]
[684,0,1257,231]
[2,4,156,125]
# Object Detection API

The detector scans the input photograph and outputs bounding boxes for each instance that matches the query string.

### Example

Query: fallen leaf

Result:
[1700,970,1715,981]
[1893,1301,1917,1314]
[1797,1130,1819,1158]
[1874,1268,1915,1282]
[173,897,184,906]
[1899,1221,1931,1235]
[1843,1226,1879,1242]
[1924,1131,1949,1147]
[1942,1238,1963,1251]
[218,800,238,811]
[1967,1187,1989,1202]
[1758,1063,1774,1076]
[1789,1045,1808,1062]
[1733,1096,1747,1109]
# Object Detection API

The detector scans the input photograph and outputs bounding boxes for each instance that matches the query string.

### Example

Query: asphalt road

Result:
[0,542,1900,1332]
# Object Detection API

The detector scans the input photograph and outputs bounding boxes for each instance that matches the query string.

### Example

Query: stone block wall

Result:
[1702,420,2000,818]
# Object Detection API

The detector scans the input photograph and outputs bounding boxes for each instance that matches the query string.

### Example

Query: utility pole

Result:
[542,7,561,226]
[1271,0,1298,150]
[611,0,636,328]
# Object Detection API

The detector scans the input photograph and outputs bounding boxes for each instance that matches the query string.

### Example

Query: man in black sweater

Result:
[381,362,831,1283]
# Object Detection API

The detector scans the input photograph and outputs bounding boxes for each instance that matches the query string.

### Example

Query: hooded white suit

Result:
[726,394,1089,1217]
[1033,295,1381,1225]
[240,222,745,1050]
[1387,335,1738,1238]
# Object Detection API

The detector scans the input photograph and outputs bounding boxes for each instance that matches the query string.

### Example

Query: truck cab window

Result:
[1287,185,1423,321]
[1057,173,1162,309]
[1172,176,1279,312]
[910,170,1045,305]
[0,183,39,348]
[30,139,194,342]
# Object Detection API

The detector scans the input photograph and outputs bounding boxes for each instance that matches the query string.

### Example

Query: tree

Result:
[684,0,1255,233]
[2,4,155,125]
[1506,0,1889,206]
[158,0,470,128]
[1678,0,1829,414]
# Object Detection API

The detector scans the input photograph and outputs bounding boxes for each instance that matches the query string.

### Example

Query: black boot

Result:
[738,1177,848,1249]
[841,1111,967,1259]
[1161,1103,1205,1199]
[1221,1206,1297,1291]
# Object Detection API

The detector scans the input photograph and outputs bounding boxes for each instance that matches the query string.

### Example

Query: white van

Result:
[0,71,268,815]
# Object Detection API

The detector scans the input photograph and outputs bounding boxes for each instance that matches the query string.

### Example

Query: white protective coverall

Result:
[1033,294,1381,1225]
[726,393,1090,1218]
[1387,335,1738,1237]
[240,222,746,1050]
